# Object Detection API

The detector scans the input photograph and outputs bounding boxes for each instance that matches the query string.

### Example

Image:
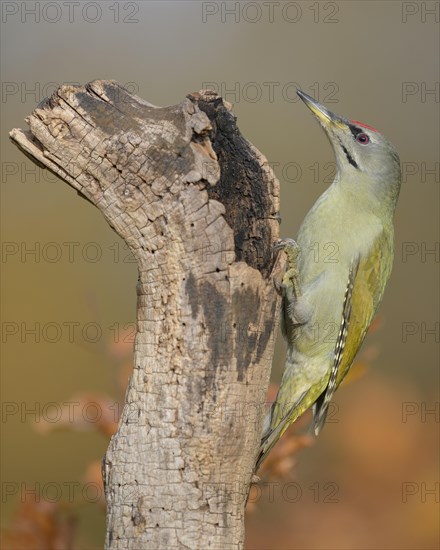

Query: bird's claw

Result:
[273,239,301,269]
[273,237,299,253]
[273,238,302,297]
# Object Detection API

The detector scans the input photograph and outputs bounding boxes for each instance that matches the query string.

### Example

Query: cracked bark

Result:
[10,80,283,550]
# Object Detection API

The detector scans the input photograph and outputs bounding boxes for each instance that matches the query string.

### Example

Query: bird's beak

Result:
[297,90,348,130]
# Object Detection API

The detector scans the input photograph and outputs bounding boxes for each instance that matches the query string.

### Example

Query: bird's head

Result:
[297,90,401,196]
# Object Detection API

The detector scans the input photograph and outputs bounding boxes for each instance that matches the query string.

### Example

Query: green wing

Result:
[335,227,394,387]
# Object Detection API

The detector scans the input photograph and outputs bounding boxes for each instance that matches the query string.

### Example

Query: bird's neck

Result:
[333,168,401,222]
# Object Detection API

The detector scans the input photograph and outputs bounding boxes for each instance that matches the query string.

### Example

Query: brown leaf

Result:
[1,494,76,550]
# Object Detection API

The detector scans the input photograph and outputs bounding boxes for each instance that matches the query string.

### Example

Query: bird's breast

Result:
[292,195,385,359]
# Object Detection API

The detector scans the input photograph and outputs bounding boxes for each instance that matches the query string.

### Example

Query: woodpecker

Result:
[257,91,401,469]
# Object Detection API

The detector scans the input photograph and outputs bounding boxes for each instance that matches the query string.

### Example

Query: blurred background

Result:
[1,1,438,548]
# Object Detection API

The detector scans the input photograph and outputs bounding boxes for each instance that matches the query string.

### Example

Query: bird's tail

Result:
[255,411,285,471]
[255,394,306,471]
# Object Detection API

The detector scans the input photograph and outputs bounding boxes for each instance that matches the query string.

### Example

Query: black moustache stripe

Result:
[339,141,359,169]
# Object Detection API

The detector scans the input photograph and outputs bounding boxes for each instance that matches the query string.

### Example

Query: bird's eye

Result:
[356,133,369,145]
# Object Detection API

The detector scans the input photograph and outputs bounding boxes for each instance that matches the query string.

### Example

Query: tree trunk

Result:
[10,80,282,549]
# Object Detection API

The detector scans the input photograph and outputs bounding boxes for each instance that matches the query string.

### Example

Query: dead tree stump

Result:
[10,80,283,550]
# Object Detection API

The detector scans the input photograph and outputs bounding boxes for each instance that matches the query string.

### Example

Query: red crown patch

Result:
[351,120,379,133]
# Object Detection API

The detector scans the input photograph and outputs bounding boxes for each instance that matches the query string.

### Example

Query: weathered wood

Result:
[10,80,282,550]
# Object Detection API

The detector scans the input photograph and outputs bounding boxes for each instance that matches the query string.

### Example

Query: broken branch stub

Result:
[10,80,283,549]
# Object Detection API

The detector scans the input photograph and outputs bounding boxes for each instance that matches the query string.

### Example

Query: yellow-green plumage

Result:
[339,230,393,384]
[257,91,401,469]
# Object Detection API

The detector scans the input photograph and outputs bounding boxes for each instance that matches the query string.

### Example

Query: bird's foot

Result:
[273,238,300,262]
[273,238,301,296]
